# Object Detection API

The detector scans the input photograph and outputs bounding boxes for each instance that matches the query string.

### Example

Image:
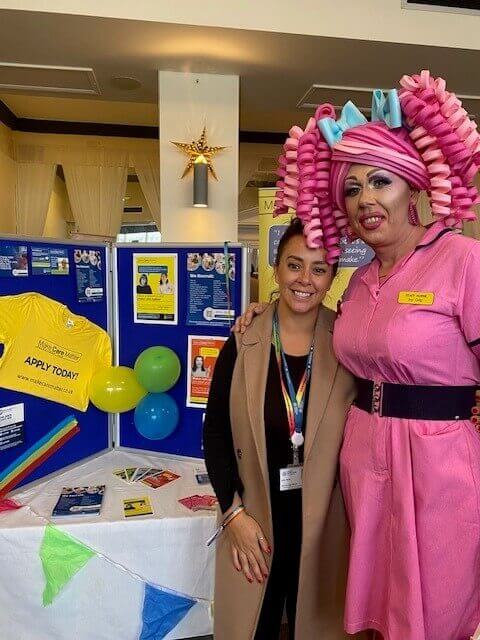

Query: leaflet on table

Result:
[74,248,104,303]
[123,496,153,518]
[194,466,210,485]
[52,485,105,518]
[178,494,218,512]
[186,336,227,408]
[0,403,24,452]
[31,246,69,275]
[133,253,178,325]
[186,252,235,327]
[0,243,28,277]
[113,467,180,488]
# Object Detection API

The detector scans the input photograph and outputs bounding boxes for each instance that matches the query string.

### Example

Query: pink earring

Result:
[408,201,419,226]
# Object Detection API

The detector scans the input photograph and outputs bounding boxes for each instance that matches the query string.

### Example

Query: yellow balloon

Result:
[89,366,147,413]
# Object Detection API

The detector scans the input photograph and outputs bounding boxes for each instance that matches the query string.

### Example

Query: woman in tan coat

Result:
[203,218,357,639]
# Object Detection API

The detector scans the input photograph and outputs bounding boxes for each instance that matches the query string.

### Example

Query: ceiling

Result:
[0,9,479,132]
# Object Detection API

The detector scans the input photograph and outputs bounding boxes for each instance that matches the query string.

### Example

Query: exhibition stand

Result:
[0,236,248,640]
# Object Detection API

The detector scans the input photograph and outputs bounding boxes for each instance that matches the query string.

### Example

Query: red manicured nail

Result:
[472,406,479,415]
[267,547,272,554]
[471,416,478,424]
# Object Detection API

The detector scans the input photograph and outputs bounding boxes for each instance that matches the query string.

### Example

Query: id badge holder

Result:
[279,445,302,491]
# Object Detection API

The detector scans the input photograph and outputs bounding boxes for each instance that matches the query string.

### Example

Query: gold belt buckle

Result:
[371,382,383,416]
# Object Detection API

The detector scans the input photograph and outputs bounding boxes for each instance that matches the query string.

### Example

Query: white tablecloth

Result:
[0,449,217,640]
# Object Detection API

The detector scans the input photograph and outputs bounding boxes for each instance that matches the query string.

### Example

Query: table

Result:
[0,449,216,640]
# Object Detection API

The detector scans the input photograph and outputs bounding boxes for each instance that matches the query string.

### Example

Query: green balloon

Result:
[134,346,181,393]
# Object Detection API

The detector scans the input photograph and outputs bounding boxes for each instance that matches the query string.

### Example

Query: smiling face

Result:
[274,234,334,316]
[343,164,416,249]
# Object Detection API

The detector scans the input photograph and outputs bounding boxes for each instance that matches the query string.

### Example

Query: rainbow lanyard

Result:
[272,310,314,459]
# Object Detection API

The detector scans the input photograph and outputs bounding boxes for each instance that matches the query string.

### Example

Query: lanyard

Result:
[272,310,314,451]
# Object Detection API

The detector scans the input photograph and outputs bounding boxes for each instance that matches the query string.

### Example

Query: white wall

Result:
[159,71,239,243]
[1,1,480,49]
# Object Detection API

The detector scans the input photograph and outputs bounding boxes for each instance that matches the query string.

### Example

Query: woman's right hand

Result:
[225,510,271,583]
[231,302,269,334]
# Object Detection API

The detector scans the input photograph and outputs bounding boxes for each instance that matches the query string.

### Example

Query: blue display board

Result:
[0,237,111,488]
[115,244,247,458]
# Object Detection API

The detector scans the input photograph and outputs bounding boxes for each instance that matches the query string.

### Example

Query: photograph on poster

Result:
[133,253,178,324]
[186,335,227,407]
[0,243,28,277]
[186,252,235,327]
[74,248,104,303]
[0,403,24,451]
[31,246,69,276]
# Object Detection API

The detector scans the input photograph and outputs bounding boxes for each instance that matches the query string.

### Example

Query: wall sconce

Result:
[193,155,208,208]
[171,127,227,210]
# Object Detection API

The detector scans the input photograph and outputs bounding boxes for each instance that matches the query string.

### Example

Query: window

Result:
[116,223,161,243]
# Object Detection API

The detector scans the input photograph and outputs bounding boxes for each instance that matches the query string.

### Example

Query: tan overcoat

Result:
[213,304,362,639]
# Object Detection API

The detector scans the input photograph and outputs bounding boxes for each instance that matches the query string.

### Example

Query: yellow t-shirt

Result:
[0,292,112,411]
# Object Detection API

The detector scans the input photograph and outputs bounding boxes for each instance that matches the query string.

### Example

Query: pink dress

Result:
[333,222,480,640]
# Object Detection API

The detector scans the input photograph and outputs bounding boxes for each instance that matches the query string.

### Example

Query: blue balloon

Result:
[134,393,179,440]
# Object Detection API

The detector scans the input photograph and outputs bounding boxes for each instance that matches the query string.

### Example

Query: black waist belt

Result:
[355,378,478,420]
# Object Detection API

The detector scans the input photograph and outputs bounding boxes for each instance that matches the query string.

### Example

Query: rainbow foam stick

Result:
[0,415,79,497]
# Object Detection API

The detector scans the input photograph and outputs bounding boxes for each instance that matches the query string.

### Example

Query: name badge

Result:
[279,466,302,491]
[398,291,434,306]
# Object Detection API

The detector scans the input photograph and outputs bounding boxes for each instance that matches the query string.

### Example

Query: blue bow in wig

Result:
[318,101,367,147]
[318,89,402,147]
[371,89,402,128]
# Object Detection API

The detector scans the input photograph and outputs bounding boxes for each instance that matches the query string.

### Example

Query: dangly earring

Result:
[408,201,419,226]
[345,225,358,242]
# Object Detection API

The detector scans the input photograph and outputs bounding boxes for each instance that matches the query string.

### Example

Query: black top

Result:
[203,333,310,513]
[136,285,152,294]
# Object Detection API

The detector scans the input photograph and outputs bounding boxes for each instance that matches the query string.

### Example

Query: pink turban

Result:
[330,122,430,214]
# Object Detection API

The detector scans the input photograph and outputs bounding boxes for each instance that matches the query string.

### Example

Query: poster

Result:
[323,238,374,311]
[31,246,69,275]
[186,252,235,327]
[268,225,289,267]
[0,243,28,277]
[186,335,227,407]
[338,237,375,269]
[74,248,104,303]
[133,253,178,324]
[258,187,291,302]
[0,403,24,451]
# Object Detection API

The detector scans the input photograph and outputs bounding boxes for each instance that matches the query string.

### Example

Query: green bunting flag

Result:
[40,524,95,605]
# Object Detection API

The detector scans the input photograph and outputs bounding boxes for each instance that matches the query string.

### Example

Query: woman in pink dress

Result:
[239,71,480,640]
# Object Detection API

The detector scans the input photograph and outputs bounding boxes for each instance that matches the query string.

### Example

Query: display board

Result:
[0,236,111,488]
[114,243,248,458]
